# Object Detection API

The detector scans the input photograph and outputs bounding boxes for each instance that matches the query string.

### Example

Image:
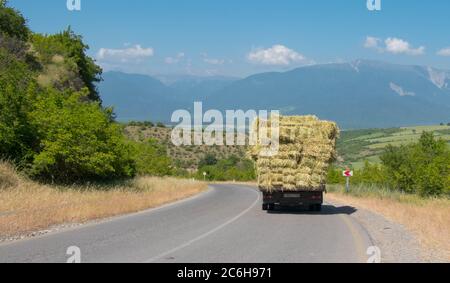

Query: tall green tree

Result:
[0,49,38,166]
[32,27,102,101]
[29,88,136,182]
[0,0,29,41]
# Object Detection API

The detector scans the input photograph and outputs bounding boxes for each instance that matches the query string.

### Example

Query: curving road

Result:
[0,184,373,263]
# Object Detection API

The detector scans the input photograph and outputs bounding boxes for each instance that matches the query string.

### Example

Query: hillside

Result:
[124,125,247,171]
[124,123,450,172]
[337,124,450,169]
[99,60,450,129]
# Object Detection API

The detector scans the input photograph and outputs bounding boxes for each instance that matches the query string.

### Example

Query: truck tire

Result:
[315,204,322,212]
[262,204,268,211]
[268,204,275,211]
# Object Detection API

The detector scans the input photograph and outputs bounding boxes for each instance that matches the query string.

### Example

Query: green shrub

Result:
[0,49,38,166]
[197,155,255,181]
[381,132,449,197]
[29,88,136,182]
[131,138,173,177]
[0,1,29,41]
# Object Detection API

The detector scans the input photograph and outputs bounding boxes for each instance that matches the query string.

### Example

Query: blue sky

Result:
[8,0,450,77]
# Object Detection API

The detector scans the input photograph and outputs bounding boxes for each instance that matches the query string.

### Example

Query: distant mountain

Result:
[99,72,237,121]
[99,60,450,128]
[155,74,238,102]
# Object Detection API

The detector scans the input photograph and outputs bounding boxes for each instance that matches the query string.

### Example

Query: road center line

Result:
[143,187,261,263]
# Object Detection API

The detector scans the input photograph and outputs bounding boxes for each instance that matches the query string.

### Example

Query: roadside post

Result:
[203,172,207,181]
[343,168,353,193]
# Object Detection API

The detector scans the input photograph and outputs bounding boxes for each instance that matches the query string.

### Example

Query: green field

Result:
[337,125,450,169]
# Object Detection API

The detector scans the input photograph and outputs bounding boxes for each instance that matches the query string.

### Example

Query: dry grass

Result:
[0,162,207,238]
[327,186,450,260]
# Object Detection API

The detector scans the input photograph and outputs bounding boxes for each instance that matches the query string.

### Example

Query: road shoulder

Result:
[326,195,445,262]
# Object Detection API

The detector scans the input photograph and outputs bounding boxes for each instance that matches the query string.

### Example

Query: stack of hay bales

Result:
[248,115,339,191]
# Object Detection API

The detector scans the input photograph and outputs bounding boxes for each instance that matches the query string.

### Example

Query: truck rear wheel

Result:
[262,204,269,211]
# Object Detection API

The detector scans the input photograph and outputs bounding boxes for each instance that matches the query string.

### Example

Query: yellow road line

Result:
[339,214,368,263]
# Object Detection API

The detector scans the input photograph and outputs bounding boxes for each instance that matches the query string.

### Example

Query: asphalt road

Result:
[0,184,373,263]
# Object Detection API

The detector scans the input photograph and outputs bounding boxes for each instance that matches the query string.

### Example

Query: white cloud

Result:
[165,52,185,64]
[364,36,381,49]
[364,36,425,56]
[437,47,450,57]
[385,38,425,55]
[97,45,154,63]
[247,45,307,65]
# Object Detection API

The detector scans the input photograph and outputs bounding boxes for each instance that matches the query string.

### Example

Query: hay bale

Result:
[248,115,339,191]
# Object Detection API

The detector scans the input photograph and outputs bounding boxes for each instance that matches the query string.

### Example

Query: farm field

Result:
[337,124,450,169]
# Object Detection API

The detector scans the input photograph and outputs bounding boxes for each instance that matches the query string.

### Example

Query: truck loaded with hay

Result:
[248,115,339,211]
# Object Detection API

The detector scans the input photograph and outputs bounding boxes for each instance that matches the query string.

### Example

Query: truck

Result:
[248,115,339,213]
[261,186,325,212]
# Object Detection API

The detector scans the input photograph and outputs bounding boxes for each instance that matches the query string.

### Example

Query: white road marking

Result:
[144,188,261,263]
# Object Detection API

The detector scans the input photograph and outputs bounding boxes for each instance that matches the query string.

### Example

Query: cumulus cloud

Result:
[364,36,381,49]
[165,52,185,64]
[97,45,154,63]
[437,47,450,57]
[385,38,425,55]
[364,36,425,56]
[247,45,308,65]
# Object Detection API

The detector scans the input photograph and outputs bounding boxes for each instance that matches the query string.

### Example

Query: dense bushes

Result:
[131,138,173,177]
[381,132,449,196]
[328,132,449,197]
[31,28,102,101]
[0,49,38,166]
[0,0,29,41]
[0,3,137,183]
[29,88,136,182]
[197,155,255,181]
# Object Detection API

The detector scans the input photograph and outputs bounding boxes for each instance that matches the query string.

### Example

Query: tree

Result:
[0,49,38,166]
[31,27,102,101]
[0,1,29,41]
[29,88,135,182]
[380,132,449,196]
[199,154,218,168]
[131,138,173,176]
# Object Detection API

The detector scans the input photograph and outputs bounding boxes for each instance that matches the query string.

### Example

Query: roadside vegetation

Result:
[329,132,449,197]
[124,124,249,173]
[336,125,450,169]
[0,2,206,237]
[0,162,206,238]
[327,132,449,259]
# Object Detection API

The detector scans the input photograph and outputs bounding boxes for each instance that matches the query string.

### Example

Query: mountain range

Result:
[98,60,450,129]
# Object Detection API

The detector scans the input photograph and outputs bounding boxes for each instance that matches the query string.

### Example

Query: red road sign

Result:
[343,170,353,177]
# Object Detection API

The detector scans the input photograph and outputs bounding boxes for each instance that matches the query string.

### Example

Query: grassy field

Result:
[337,124,450,169]
[0,162,207,238]
[327,185,450,261]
